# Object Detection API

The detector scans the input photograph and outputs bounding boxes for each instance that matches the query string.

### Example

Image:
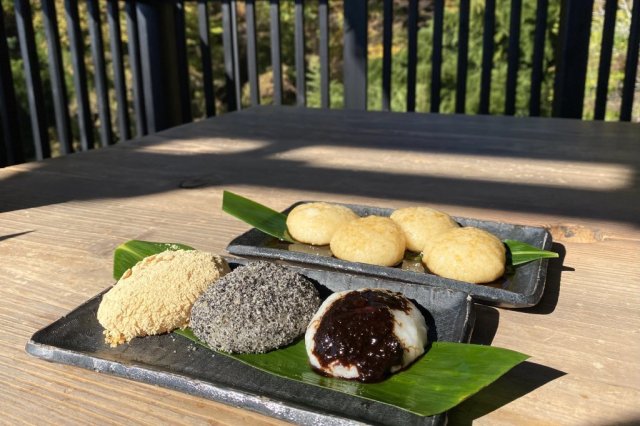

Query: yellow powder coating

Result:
[330,216,406,267]
[390,206,459,252]
[97,250,230,346]
[423,227,506,284]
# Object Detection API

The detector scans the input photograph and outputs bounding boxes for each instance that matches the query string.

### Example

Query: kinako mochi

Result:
[390,206,459,252]
[330,216,406,267]
[286,202,359,245]
[422,227,506,284]
[97,250,230,347]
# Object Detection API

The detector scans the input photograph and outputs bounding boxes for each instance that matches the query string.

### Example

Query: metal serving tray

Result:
[227,202,554,308]
[26,260,475,426]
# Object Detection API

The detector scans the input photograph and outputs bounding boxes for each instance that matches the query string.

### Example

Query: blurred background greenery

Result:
[1,0,638,161]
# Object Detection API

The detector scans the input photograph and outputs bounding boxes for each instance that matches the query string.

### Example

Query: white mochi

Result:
[305,289,428,380]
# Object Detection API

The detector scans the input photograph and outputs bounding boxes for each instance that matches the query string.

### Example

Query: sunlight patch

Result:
[271,146,633,191]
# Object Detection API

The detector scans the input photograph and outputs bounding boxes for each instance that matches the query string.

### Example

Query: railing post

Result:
[553,0,594,119]
[222,0,240,111]
[135,0,189,133]
[343,2,367,110]
[15,0,50,160]
[0,4,23,166]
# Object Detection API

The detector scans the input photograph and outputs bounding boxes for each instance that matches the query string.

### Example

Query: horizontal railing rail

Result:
[0,0,638,168]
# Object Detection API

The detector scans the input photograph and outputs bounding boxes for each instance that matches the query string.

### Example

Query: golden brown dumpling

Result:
[330,216,405,267]
[390,206,459,252]
[286,202,359,245]
[422,227,505,283]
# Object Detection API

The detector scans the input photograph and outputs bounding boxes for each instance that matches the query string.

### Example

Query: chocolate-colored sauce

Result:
[312,290,409,383]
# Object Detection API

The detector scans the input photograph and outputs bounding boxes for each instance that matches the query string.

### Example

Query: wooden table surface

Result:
[1,106,638,425]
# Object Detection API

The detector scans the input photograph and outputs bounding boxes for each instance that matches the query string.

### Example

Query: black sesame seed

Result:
[190,262,321,353]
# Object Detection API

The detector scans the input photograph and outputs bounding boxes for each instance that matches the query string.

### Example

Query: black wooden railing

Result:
[0,0,639,168]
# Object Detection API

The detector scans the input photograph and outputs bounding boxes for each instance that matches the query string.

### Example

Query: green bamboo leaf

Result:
[504,239,558,266]
[222,190,295,242]
[113,240,194,280]
[175,328,528,417]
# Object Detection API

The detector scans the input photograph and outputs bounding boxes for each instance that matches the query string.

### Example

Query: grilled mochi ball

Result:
[330,216,406,267]
[190,261,321,354]
[422,227,506,284]
[305,288,428,383]
[390,206,459,252]
[286,202,359,245]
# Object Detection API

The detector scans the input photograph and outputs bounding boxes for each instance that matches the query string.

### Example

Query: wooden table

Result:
[1,106,638,425]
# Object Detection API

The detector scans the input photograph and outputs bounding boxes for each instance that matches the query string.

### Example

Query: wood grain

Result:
[1,106,639,425]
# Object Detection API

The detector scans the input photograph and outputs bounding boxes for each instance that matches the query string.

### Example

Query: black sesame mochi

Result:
[190,261,321,353]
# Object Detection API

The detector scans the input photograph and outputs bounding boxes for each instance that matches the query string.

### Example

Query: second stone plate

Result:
[226,201,554,308]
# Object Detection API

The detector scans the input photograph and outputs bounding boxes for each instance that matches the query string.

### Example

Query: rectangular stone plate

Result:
[226,202,554,308]
[26,259,474,426]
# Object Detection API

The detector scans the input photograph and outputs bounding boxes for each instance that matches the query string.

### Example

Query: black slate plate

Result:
[226,202,554,308]
[26,259,474,426]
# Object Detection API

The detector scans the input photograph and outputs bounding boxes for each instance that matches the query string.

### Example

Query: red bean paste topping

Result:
[312,290,410,383]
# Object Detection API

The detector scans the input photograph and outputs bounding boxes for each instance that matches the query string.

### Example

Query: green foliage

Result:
[365,1,560,115]
[1,0,637,164]
[583,0,639,121]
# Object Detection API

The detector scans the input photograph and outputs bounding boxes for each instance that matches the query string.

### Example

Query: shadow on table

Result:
[1,108,639,228]
[0,230,33,243]
[469,305,500,346]
[520,243,570,315]
[600,420,640,426]
[466,242,567,346]
[448,361,566,425]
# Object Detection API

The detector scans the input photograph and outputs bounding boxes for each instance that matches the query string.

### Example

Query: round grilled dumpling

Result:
[390,206,459,252]
[330,216,405,267]
[286,202,359,245]
[422,227,506,283]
